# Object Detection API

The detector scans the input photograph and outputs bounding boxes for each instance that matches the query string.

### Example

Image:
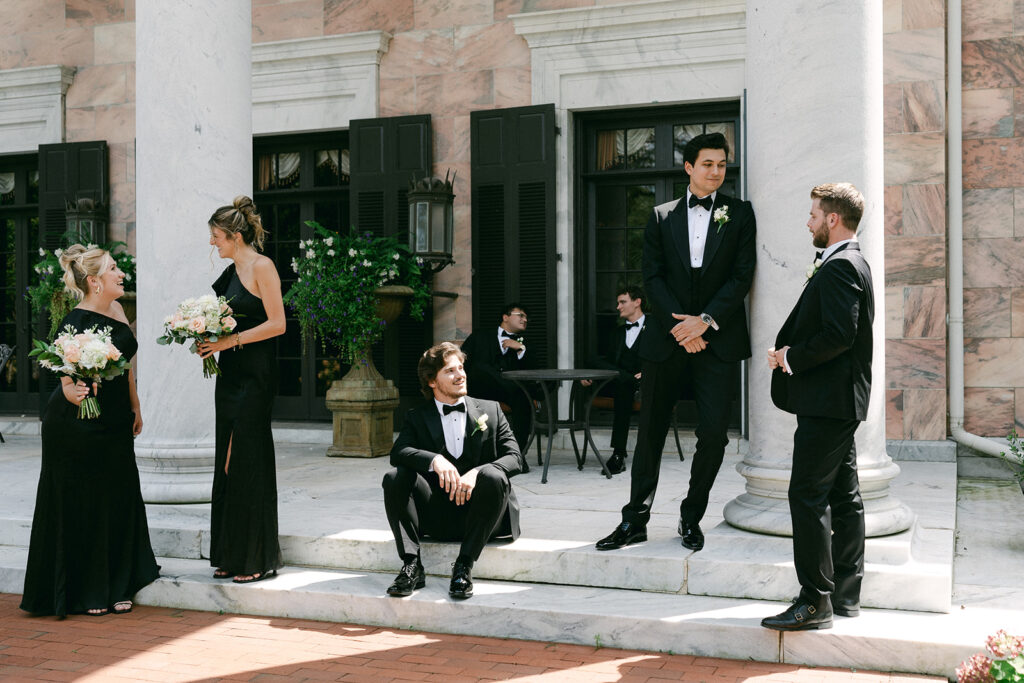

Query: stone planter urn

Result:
[324,285,413,458]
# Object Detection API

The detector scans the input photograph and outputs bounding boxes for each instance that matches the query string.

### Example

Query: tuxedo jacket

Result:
[594,322,646,380]
[771,242,874,421]
[640,192,757,363]
[461,329,528,386]
[390,396,525,538]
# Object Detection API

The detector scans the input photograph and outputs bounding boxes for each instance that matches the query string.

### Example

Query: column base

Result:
[136,442,215,504]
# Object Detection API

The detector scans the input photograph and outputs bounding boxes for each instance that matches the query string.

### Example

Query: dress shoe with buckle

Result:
[677,519,705,551]
[449,560,474,599]
[761,600,833,631]
[595,522,647,551]
[605,452,627,475]
[386,559,425,597]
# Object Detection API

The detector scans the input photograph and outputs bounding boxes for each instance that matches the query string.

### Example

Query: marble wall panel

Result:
[963,188,1015,237]
[904,388,947,440]
[963,287,1012,337]
[93,22,133,64]
[883,29,944,83]
[903,79,944,131]
[883,0,902,34]
[962,137,1024,188]
[378,77,417,117]
[66,0,125,27]
[884,132,945,185]
[125,62,134,103]
[381,29,455,78]
[1012,288,1024,336]
[962,88,1014,138]
[495,0,593,22]
[88,102,134,144]
[1016,388,1024,431]
[884,83,904,134]
[253,0,323,43]
[903,183,945,235]
[415,0,493,31]
[456,21,529,71]
[1014,87,1024,135]
[963,38,1024,89]
[903,0,944,29]
[65,107,96,139]
[432,115,456,164]
[125,0,133,22]
[886,339,946,388]
[903,285,946,338]
[1015,189,1024,235]
[109,140,128,186]
[416,70,494,116]
[2,0,63,37]
[963,0,1013,41]
[450,114,472,166]
[1017,0,1024,35]
[964,337,1024,386]
[964,387,1015,436]
[65,63,127,108]
[884,235,945,286]
[9,26,94,69]
[885,184,903,235]
[886,287,904,340]
[325,0,414,36]
[110,170,134,222]
[493,66,530,108]
[886,389,904,439]
[963,237,1024,287]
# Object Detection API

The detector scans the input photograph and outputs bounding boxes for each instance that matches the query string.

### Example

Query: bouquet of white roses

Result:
[29,324,132,419]
[156,295,237,378]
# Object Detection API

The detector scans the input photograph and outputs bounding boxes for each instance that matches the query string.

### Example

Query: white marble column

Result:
[135,0,252,502]
[723,0,914,537]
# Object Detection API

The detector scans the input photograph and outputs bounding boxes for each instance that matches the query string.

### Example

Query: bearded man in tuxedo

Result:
[761,183,872,632]
[382,342,525,601]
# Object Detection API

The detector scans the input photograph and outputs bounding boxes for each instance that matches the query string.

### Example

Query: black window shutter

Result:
[38,141,109,249]
[349,115,432,402]
[470,104,556,368]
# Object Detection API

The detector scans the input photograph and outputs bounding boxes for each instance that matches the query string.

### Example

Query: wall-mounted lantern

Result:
[65,197,108,244]
[407,170,455,275]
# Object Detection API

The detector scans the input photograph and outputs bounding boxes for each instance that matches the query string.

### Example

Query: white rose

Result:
[324,237,333,247]
[38,247,45,256]
[306,250,316,259]
[327,249,335,257]
[79,339,110,369]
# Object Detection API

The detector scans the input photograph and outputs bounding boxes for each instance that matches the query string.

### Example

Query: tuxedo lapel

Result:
[422,404,447,454]
[462,397,486,466]
[701,193,729,268]
[668,203,692,271]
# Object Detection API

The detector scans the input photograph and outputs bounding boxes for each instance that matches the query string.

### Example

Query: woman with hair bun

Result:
[20,244,159,617]
[198,195,286,583]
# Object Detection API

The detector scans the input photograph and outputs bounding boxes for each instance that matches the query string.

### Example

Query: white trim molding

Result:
[0,65,75,154]
[252,31,391,135]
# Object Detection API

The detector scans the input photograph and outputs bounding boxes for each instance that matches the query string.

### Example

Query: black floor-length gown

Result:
[21,308,159,616]
[210,264,283,576]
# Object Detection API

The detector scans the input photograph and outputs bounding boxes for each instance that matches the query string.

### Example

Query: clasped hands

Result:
[432,455,478,506]
[670,313,709,353]
[767,345,791,373]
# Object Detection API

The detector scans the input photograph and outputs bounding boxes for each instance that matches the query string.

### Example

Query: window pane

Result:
[0,172,13,206]
[596,230,625,270]
[314,149,340,187]
[315,358,341,396]
[596,130,622,171]
[595,185,626,228]
[257,154,275,190]
[673,124,704,166]
[276,153,301,189]
[706,122,737,162]
[626,185,655,227]
[624,128,655,169]
[596,273,624,312]
[314,201,341,231]
[277,358,302,396]
[28,170,39,204]
[626,228,644,271]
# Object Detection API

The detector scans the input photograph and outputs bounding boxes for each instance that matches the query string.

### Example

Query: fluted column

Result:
[134,0,252,502]
[723,0,914,536]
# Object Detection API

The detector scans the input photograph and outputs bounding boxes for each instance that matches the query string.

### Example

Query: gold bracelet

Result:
[236,332,243,349]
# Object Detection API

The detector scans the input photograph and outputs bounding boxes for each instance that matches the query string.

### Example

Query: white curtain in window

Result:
[0,173,13,195]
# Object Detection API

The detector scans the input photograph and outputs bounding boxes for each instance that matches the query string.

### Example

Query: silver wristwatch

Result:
[699,312,719,331]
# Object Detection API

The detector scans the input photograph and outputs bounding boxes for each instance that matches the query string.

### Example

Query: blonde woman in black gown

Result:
[21,244,159,617]
[198,196,286,583]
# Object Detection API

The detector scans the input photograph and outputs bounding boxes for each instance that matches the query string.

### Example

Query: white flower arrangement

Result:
[805,258,823,284]
[156,294,238,378]
[713,206,729,234]
[30,324,131,419]
[472,413,489,435]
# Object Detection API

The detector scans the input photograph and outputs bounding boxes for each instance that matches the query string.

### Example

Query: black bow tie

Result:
[625,321,640,329]
[688,194,713,211]
[500,330,514,338]
[814,251,823,261]
[442,403,466,415]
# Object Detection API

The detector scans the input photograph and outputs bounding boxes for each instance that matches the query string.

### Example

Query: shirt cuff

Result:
[516,347,525,360]
[782,348,793,375]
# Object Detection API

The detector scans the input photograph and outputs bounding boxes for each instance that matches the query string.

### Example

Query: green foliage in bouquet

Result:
[283,221,430,364]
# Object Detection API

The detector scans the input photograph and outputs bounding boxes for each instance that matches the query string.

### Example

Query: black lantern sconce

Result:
[408,170,455,276]
[65,196,108,244]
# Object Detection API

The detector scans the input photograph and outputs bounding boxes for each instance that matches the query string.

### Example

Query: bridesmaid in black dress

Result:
[21,244,159,617]
[198,196,286,583]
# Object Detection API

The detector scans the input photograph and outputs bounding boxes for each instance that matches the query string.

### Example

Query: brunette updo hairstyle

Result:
[59,244,110,300]
[208,195,266,251]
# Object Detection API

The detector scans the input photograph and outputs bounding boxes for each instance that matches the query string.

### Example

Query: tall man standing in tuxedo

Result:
[382,342,525,600]
[761,183,872,632]
[582,285,647,475]
[461,303,533,450]
[596,132,756,553]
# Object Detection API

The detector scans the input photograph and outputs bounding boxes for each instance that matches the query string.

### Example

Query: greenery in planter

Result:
[283,221,430,364]
[26,233,137,337]
[1003,429,1024,492]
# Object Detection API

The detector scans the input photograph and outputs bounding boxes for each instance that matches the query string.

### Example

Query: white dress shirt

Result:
[686,189,717,268]
[625,314,645,349]
[434,397,466,460]
[497,326,526,360]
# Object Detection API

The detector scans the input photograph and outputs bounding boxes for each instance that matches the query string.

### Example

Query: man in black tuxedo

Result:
[382,342,525,600]
[583,285,647,475]
[761,183,872,632]
[596,132,756,553]
[460,303,533,450]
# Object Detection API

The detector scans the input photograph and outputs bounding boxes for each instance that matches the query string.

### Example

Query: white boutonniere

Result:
[471,413,488,436]
[713,206,729,234]
[804,258,823,285]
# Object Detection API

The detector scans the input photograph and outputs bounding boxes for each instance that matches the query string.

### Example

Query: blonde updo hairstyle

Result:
[59,244,111,301]
[208,195,266,251]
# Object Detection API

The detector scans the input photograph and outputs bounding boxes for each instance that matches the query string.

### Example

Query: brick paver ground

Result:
[0,593,944,682]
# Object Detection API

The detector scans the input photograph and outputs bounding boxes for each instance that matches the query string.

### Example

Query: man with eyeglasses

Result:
[461,303,534,451]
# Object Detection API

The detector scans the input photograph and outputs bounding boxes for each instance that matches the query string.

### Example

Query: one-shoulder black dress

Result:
[210,264,283,576]
[20,308,159,616]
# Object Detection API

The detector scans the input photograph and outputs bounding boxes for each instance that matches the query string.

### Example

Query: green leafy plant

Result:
[1003,430,1024,491]
[282,221,430,364]
[957,630,1024,682]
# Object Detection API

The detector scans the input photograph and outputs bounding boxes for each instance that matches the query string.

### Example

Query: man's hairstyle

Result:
[418,341,466,398]
[617,284,645,307]
[683,132,730,168]
[811,182,865,231]
[498,302,527,324]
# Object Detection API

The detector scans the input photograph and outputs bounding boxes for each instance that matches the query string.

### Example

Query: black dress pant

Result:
[789,415,865,608]
[382,465,512,563]
[595,374,639,453]
[622,348,736,526]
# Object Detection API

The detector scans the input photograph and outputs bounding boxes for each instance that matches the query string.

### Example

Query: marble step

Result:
[0,548,995,678]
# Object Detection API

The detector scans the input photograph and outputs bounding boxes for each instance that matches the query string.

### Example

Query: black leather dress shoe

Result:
[449,560,474,599]
[677,519,704,551]
[595,522,647,551]
[831,597,860,617]
[386,559,425,597]
[761,601,833,631]
[605,452,627,475]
